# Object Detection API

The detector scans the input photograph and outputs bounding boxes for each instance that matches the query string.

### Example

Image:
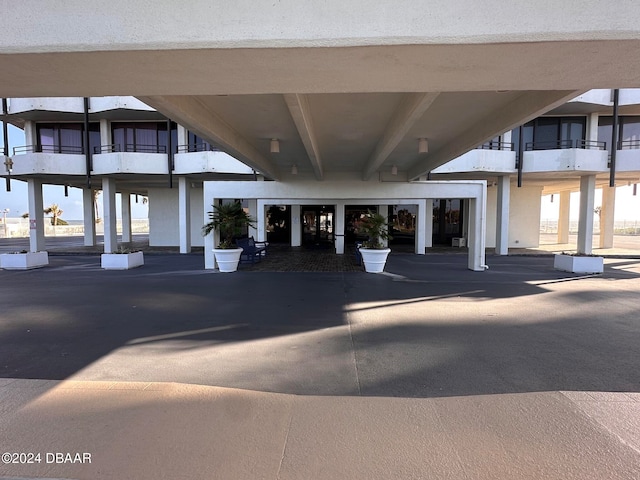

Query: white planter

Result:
[359,248,391,273]
[101,251,144,270]
[213,248,243,273]
[0,251,49,270]
[553,254,603,274]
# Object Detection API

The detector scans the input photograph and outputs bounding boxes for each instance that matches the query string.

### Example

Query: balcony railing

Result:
[13,145,84,155]
[176,143,223,153]
[620,139,640,150]
[525,139,606,151]
[94,144,167,154]
[479,141,514,151]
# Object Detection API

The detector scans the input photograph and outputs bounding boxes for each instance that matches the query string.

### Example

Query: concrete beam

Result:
[284,94,323,180]
[407,90,583,179]
[362,93,439,181]
[138,95,280,180]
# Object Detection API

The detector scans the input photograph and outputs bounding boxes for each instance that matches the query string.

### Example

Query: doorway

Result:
[302,205,335,247]
[432,199,464,245]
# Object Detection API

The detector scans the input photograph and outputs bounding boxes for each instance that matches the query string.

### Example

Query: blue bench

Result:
[236,237,268,264]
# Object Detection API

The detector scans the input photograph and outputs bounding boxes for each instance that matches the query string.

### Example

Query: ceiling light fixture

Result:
[270,138,280,153]
[418,138,428,154]
[391,165,398,176]
[291,164,298,175]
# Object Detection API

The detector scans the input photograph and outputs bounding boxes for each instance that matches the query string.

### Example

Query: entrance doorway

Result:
[266,205,291,244]
[432,199,464,245]
[302,205,335,247]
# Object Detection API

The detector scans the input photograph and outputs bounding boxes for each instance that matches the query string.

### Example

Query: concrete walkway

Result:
[1,253,640,479]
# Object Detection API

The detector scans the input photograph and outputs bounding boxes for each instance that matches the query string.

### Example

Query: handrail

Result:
[577,140,607,150]
[620,139,640,150]
[176,143,223,153]
[525,140,574,151]
[95,144,167,154]
[479,141,514,151]
[13,144,84,155]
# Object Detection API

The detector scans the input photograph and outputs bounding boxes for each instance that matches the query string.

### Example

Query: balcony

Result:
[8,97,85,115]
[173,145,254,175]
[521,140,608,173]
[10,145,86,175]
[92,144,168,175]
[433,143,516,174]
[615,140,640,172]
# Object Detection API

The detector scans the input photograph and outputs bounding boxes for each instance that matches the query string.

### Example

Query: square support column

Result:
[121,192,132,243]
[257,203,267,242]
[291,204,301,247]
[247,199,258,240]
[178,177,191,253]
[424,199,433,249]
[82,187,96,246]
[335,202,345,254]
[102,177,118,253]
[599,185,615,249]
[177,124,188,147]
[99,119,112,145]
[27,178,45,252]
[577,175,596,255]
[467,190,487,272]
[495,175,510,255]
[558,191,570,244]
[415,199,427,254]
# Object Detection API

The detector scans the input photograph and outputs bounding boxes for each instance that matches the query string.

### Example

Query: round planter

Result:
[359,248,391,273]
[213,248,243,272]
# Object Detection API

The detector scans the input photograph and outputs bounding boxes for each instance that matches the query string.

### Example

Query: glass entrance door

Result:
[302,205,334,247]
[432,199,464,245]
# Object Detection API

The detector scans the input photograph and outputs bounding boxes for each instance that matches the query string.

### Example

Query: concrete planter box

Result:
[213,248,243,273]
[359,248,391,273]
[553,254,603,274]
[101,251,144,270]
[0,251,49,270]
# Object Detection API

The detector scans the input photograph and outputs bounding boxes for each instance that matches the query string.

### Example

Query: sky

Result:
[2,122,639,222]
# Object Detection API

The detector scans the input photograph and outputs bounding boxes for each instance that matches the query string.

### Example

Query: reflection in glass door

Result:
[432,199,464,245]
[302,205,334,247]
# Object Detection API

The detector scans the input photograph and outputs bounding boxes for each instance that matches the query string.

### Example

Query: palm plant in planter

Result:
[203,201,255,272]
[357,210,392,273]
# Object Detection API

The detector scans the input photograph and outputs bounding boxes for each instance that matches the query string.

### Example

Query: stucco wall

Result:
[148,187,204,247]
[485,183,542,249]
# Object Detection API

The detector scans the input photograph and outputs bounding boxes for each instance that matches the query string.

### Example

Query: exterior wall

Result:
[148,187,204,247]
[508,185,543,248]
[9,97,84,114]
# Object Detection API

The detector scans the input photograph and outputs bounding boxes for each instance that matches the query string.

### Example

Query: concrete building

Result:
[1,1,640,270]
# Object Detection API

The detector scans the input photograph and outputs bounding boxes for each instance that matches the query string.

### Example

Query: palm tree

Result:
[44,203,66,226]
[202,201,255,248]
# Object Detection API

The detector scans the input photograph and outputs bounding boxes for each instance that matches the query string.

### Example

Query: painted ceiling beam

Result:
[138,95,280,180]
[362,92,440,181]
[407,90,584,180]
[284,93,323,180]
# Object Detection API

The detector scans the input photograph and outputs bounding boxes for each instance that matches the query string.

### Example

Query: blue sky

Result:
[1,124,149,220]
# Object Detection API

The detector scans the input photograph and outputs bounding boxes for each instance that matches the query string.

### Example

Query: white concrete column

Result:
[558,191,571,244]
[416,199,427,254]
[599,185,615,249]
[291,204,301,247]
[99,119,112,148]
[335,201,345,254]
[177,124,188,148]
[247,199,258,240]
[257,202,267,242]
[587,113,599,143]
[102,177,118,253]
[467,187,487,272]
[203,196,217,270]
[502,130,512,148]
[82,188,96,246]
[424,199,433,249]
[178,177,191,253]
[121,191,132,243]
[24,121,35,146]
[27,178,45,252]
[378,204,388,248]
[495,175,510,255]
[577,175,596,255]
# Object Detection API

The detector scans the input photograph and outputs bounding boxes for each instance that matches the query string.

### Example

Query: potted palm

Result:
[357,210,392,273]
[203,201,255,272]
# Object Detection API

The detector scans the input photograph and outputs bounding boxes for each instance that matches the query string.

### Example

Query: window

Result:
[111,122,177,153]
[598,116,640,150]
[512,117,586,151]
[36,123,99,154]
[186,132,219,152]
